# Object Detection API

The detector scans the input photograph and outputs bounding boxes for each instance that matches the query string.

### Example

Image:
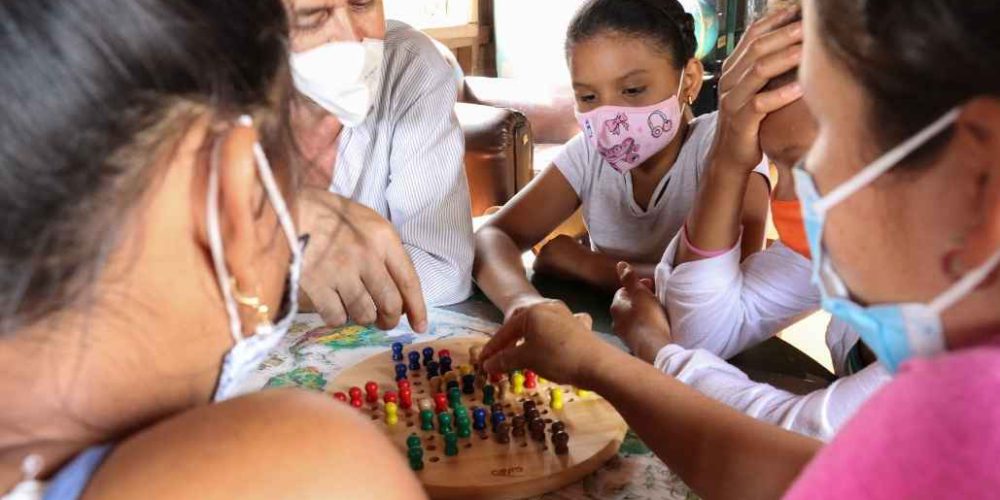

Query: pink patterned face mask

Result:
[576,79,685,173]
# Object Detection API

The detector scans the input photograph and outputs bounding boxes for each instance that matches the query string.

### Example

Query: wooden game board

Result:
[332,336,628,500]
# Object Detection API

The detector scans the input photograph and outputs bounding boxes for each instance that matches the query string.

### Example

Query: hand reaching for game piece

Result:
[297,188,428,332]
[478,300,609,388]
[610,263,673,363]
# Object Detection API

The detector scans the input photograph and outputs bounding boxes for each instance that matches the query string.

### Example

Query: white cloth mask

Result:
[209,116,304,402]
[290,39,384,128]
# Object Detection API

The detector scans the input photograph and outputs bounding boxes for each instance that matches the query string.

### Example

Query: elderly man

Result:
[289,0,474,330]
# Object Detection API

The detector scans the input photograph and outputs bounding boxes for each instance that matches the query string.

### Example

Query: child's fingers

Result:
[734,81,804,130]
[617,262,642,291]
[574,312,594,331]
[744,5,801,44]
[639,278,655,292]
[725,7,799,73]
[721,22,803,94]
[722,43,803,116]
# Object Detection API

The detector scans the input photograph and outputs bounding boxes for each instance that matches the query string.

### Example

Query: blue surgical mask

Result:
[208,116,304,402]
[793,108,1000,373]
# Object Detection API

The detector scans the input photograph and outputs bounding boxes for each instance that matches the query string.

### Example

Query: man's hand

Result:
[610,263,672,363]
[298,188,428,332]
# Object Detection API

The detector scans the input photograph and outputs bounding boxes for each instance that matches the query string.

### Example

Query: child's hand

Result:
[713,6,804,172]
[479,301,609,388]
[533,235,588,281]
[611,263,673,363]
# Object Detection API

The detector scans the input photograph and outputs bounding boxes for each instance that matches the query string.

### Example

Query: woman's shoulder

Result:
[83,389,424,499]
[785,344,1000,499]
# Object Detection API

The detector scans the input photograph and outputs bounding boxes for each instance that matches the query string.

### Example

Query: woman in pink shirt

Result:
[478,0,1000,498]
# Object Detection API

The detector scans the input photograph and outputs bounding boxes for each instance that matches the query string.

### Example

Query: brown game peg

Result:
[552,431,570,455]
[525,408,541,423]
[512,415,526,438]
[495,421,511,444]
[429,375,443,394]
[522,399,537,414]
[529,418,546,442]
[550,421,566,434]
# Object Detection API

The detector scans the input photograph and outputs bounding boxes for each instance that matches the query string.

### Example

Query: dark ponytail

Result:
[817,1,1000,161]
[567,0,698,70]
[0,0,292,333]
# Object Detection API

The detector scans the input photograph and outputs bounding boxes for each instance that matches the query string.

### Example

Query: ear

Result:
[681,58,706,107]
[195,121,268,329]
[955,97,1000,267]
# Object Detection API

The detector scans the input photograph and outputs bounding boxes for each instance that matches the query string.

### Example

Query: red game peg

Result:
[399,388,413,410]
[333,392,348,402]
[524,370,538,389]
[365,381,379,403]
[433,392,448,413]
[383,391,399,404]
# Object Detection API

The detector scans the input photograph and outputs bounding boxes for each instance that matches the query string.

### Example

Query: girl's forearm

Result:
[677,160,753,266]
[473,226,545,316]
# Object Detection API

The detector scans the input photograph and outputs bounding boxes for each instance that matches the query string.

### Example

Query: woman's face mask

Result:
[208,116,304,402]
[794,108,1000,373]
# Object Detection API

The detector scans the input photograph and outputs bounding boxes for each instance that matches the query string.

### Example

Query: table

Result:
[452,276,836,395]
[241,275,833,499]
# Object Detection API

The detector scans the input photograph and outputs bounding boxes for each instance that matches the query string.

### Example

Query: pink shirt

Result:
[785,341,1000,499]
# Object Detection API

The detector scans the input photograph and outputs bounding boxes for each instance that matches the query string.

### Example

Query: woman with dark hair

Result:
[0,1,421,498]
[479,0,1000,497]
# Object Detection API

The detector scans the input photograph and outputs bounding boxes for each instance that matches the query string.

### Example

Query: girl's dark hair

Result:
[0,0,292,333]
[817,1,1000,161]
[567,0,698,69]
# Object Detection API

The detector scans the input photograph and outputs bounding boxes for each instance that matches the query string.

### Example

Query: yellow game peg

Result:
[512,371,526,395]
[458,364,473,377]
[549,387,564,410]
[574,387,593,398]
[385,402,399,426]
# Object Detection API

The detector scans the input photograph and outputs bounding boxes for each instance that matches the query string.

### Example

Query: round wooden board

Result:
[332,336,628,500]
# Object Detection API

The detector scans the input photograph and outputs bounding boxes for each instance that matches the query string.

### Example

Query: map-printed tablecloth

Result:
[236,309,696,500]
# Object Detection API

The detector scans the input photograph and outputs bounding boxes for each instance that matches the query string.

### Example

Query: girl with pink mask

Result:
[611,3,891,443]
[475,0,772,322]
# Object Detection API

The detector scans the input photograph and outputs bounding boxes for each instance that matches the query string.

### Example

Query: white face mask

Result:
[290,38,384,128]
[209,116,304,402]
